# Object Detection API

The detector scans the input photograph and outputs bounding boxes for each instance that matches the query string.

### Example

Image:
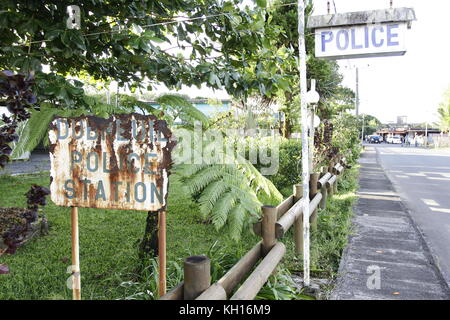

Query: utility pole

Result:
[355,67,359,116]
[297,0,310,287]
[361,114,365,143]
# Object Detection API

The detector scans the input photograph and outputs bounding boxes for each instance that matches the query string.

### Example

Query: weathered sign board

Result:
[308,7,416,59]
[49,114,176,211]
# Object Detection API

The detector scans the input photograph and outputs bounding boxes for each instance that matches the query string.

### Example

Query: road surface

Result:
[374,143,450,288]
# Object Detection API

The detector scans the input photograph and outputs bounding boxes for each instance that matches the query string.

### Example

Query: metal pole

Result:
[361,113,365,143]
[309,105,315,171]
[297,0,311,286]
[355,67,359,116]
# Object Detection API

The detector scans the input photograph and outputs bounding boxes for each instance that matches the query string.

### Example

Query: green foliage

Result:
[251,0,356,135]
[155,93,209,126]
[265,138,302,196]
[281,166,359,283]
[0,0,278,108]
[10,102,89,158]
[332,113,362,164]
[10,93,206,156]
[177,143,283,241]
[358,114,382,136]
[437,87,450,133]
[256,267,304,300]
[0,173,260,300]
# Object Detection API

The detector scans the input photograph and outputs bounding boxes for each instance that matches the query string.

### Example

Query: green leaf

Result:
[149,37,165,44]
[276,78,291,92]
[256,0,267,8]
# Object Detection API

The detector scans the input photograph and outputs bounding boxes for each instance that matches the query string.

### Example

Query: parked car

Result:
[391,136,402,144]
[369,135,382,144]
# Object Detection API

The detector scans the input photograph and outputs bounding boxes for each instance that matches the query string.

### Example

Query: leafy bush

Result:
[331,114,362,164]
[265,138,302,196]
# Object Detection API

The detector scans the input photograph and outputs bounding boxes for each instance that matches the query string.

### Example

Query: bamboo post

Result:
[293,184,303,255]
[275,197,304,238]
[160,282,184,300]
[158,210,167,297]
[71,207,81,300]
[309,173,319,231]
[319,171,328,210]
[261,206,277,256]
[230,242,286,300]
[328,159,335,174]
[197,241,262,300]
[327,175,336,196]
[183,255,211,300]
[334,173,339,194]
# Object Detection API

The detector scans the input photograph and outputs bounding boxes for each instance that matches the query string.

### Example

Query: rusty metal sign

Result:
[48,114,176,211]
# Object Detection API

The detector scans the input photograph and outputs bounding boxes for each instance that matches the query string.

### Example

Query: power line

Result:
[13,2,300,48]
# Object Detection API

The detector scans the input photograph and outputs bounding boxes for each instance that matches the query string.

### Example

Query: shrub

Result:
[265,139,302,196]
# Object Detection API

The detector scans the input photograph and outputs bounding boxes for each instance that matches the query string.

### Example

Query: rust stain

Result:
[48,114,176,212]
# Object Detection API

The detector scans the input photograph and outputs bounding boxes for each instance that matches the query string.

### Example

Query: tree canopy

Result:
[437,87,450,133]
[0,0,275,107]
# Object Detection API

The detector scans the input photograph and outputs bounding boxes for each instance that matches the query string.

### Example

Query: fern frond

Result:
[156,93,209,125]
[211,191,237,230]
[177,130,283,240]
[11,103,58,158]
[183,165,225,194]
[174,163,210,177]
[198,180,229,218]
[228,204,246,242]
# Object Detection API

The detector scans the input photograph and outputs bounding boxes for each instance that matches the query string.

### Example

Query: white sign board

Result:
[315,22,407,59]
[48,114,176,212]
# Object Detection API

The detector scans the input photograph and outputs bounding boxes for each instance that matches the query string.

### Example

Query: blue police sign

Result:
[315,22,407,59]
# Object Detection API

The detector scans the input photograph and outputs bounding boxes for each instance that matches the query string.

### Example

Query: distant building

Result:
[397,116,407,125]
[376,126,443,142]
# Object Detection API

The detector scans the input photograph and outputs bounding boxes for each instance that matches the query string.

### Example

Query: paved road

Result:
[374,143,450,288]
[0,152,50,176]
[332,147,448,300]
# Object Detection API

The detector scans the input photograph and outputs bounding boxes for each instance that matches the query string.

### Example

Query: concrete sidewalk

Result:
[331,147,449,300]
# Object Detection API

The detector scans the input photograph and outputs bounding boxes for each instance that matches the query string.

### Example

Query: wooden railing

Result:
[160,155,347,300]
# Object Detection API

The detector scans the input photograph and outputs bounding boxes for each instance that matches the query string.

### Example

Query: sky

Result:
[311,0,450,124]
[177,0,450,125]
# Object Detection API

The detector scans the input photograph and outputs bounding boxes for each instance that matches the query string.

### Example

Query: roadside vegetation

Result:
[0,169,359,300]
[0,141,359,300]
[0,0,362,300]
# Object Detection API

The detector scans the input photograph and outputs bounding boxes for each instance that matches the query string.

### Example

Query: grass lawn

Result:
[0,166,358,300]
[0,172,257,300]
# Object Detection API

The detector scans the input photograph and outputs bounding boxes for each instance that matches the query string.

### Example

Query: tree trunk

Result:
[139,211,159,260]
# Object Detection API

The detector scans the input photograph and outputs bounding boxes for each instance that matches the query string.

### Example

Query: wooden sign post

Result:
[48,114,176,300]
[71,206,81,300]
[158,210,167,296]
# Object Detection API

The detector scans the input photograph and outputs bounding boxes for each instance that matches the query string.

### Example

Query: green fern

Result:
[10,92,203,157]
[156,93,209,126]
[11,103,90,158]
[177,138,283,241]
